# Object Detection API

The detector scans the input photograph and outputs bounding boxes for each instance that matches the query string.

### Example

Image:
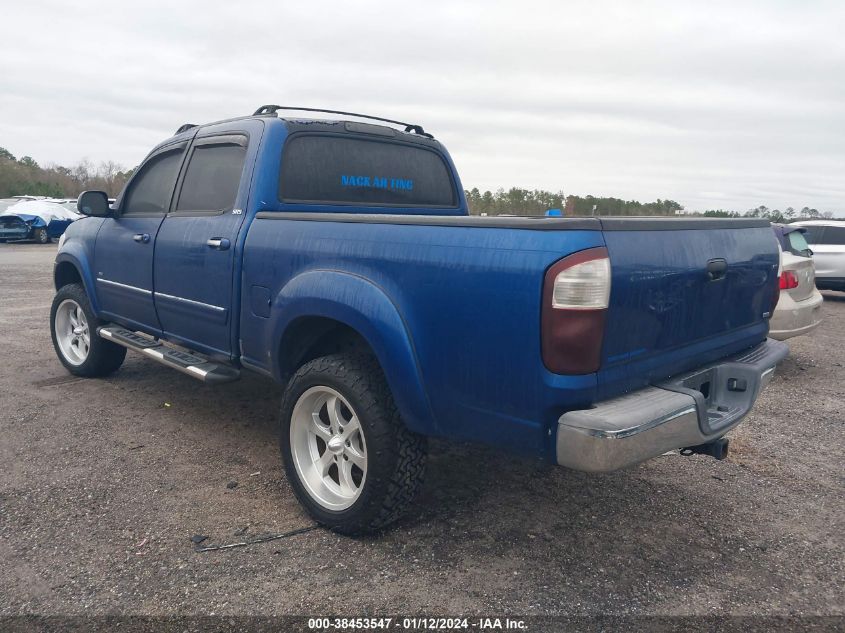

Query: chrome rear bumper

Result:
[556,338,788,472]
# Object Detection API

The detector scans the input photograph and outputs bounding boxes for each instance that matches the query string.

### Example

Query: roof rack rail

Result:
[175,123,198,134]
[252,105,433,138]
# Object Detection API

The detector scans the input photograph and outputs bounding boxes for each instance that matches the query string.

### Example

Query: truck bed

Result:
[240,213,777,458]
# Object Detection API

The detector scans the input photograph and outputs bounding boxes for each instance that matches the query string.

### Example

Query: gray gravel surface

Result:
[0,243,842,618]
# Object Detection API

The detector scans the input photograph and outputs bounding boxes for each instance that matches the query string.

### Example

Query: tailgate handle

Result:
[706,258,728,281]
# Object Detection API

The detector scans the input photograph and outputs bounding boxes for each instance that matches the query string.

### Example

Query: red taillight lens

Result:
[541,247,610,375]
[779,271,799,290]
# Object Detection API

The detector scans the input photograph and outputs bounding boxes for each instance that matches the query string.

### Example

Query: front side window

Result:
[279,135,456,207]
[176,142,247,214]
[121,149,184,216]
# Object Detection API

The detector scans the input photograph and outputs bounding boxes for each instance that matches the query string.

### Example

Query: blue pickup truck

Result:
[51,106,788,534]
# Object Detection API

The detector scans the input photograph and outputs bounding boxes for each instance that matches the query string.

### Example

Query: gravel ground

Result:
[0,243,843,621]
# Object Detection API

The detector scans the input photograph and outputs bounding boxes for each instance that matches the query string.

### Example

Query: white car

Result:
[769,224,823,340]
[793,220,845,292]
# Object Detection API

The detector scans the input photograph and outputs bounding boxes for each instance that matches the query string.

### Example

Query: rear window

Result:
[786,230,811,256]
[279,135,456,207]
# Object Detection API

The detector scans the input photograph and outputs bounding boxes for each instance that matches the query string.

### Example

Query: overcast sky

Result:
[2,0,844,213]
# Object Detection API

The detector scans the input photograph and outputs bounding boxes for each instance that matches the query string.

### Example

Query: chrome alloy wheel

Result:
[54,299,90,366]
[289,386,368,511]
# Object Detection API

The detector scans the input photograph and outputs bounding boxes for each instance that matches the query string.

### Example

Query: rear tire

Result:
[50,283,126,377]
[279,353,427,535]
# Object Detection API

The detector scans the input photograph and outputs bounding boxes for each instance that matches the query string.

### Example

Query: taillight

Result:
[541,247,610,374]
[779,271,799,290]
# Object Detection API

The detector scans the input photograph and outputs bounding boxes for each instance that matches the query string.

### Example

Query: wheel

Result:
[280,353,427,535]
[33,228,50,244]
[50,283,126,377]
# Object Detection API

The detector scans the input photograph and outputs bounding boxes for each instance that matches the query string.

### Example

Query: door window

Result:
[175,141,247,214]
[799,225,825,245]
[819,226,845,245]
[121,148,184,216]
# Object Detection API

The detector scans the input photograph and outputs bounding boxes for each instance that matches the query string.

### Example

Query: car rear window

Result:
[279,135,456,207]
[787,230,811,255]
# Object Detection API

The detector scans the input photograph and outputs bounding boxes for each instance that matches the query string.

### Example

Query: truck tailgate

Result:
[597,218,779,396]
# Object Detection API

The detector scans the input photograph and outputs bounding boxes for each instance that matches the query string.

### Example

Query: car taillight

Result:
[779,270,799,290]
[541,247,610,375]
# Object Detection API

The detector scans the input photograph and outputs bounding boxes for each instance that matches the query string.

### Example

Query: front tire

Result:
[50,283,126,377]
[280,354,427,535]
[34,228,50,244]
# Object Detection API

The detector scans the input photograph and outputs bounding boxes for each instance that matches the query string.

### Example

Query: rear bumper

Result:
[556,338,789,472]
[769,288,823,341]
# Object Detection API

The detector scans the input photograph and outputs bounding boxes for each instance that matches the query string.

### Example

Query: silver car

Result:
[769,224,823,340]
[793,221,845,292]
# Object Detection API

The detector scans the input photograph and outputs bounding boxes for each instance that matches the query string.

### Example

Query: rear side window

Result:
[819,226,845,245]
[176,141,247,214]
[122,149,184,216]
[279,135,456,207]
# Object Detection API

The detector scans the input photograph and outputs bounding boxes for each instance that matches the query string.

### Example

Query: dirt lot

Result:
[0,243,842,620]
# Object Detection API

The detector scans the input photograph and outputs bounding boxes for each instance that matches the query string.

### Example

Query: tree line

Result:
[0,147,133,199]
[465,187,683,216]
[465,186,837,220]
[0,147,837,221]
[701,206,835,222]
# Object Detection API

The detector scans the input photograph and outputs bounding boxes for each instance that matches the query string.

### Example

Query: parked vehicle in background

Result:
[769,224,823,341]
[0,198,82,243]
[0,215,33,242]
[50,106,788,533]
[793,220,845,292]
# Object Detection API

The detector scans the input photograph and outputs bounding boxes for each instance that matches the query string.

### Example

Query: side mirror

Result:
[77,191,111,217]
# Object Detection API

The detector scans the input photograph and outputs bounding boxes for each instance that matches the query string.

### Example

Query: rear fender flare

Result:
[270,270,435,435]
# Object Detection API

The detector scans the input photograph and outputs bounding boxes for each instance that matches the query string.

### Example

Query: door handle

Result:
[206,237,231,251]
[706,258,728,281]
[133,233,151,244]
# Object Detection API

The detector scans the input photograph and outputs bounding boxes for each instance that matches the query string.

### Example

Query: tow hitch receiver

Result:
[680,437,729,460]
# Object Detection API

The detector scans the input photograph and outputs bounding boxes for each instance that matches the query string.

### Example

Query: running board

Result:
[98,326,241,384]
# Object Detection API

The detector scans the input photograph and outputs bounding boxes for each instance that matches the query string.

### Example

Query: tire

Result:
[280,353,427,535]
[34,228,50,244]
[50,283,126,377]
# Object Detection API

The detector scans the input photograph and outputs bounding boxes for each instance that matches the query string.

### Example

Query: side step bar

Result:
[98,326,241,384]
